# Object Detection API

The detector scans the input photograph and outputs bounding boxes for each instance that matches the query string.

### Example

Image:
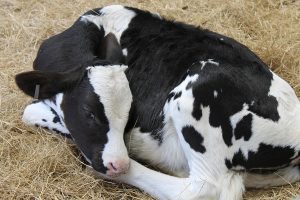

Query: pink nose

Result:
[106,160,130,176]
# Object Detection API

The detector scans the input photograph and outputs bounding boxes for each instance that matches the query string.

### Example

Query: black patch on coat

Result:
[234,114,253,141]
[174,91,182,100]
[186,81,193,90]
[249,97,279,122]
[41,126,49,130]
[48,96,57,105]
[52,128,72,139]
[225,159,232,169]
[181,125,206,153]
[166,91,182,104]
[227,143,295,173]
[192,97,202,121]
[42,119,47,122]
[166,92,175,102]
[31,100,40,104]
[50,107,61,124]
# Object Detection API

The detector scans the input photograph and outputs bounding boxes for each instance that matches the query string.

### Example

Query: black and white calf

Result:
[16,5,300,200]
[16,19,132,176]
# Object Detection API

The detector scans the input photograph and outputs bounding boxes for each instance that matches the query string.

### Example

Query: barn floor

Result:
[1,0,300,199]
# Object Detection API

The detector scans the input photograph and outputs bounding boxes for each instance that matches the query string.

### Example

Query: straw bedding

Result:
[0,0,299,199]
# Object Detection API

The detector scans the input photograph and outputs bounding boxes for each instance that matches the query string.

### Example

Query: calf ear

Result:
[98,33,125,64]
[15,67,84,99]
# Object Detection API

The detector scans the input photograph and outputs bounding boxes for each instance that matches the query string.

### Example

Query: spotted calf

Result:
[80,6,300,200]
[16,5,300,200]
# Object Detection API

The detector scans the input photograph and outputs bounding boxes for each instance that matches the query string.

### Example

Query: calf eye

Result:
[83,106,96,120]
[89,112,95,120]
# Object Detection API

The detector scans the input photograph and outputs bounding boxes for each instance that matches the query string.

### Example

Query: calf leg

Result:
[167,91,245,200]
[92,159,217,200]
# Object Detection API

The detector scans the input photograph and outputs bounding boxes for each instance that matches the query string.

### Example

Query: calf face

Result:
[16,63,132,176]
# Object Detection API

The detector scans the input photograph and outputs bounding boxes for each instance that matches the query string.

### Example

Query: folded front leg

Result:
[92,159,217,200]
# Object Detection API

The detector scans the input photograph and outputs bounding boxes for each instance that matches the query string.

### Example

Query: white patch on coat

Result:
[168,74,199,95]
[200,59,219,70]
[213,90,218,98]
[122,48,128,56]
[151,12,162,19]
[87,64,132,167]
[22,93,69,135]
[81,5,136,43]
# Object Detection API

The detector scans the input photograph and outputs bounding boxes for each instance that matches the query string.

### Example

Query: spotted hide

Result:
[16,5,300,200]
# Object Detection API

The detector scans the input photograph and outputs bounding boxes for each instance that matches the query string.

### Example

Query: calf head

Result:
[15,63,132,177]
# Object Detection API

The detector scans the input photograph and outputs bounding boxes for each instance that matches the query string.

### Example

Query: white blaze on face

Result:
[87,65,132,167]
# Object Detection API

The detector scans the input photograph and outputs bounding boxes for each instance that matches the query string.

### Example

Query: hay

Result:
[0,0,299,199]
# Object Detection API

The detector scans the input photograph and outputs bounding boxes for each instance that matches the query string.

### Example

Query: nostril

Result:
[109,162,118,171]
[107,159,130,175]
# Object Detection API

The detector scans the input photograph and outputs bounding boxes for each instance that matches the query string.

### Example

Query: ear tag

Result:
[33,84,40,100]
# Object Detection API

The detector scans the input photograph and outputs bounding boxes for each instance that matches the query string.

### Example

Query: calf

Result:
[15,18,132,176]
[16,5,300,200]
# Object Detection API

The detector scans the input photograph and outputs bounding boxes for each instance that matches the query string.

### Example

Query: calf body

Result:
[82,6,300,199]
[16,5,300,200]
